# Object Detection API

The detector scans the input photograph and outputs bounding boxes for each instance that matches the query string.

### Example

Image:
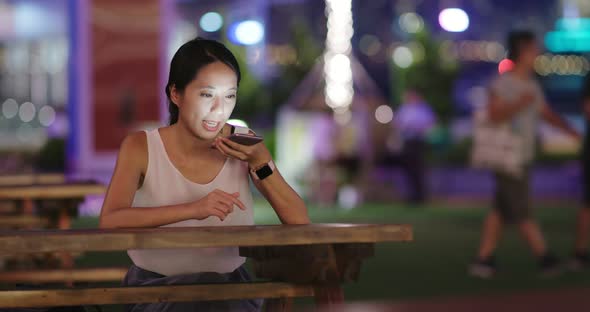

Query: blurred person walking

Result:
[470,31,580,278]
[394,90,436,204]
[570,73,590,270]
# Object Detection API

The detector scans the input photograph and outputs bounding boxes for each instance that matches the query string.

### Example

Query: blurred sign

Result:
[90,0,161,151]
[545,18,590,52]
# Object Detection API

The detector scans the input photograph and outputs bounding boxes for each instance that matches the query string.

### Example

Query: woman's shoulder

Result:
[117,131,149,171]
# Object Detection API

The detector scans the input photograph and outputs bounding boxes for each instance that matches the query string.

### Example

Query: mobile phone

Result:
[227,133,264,146]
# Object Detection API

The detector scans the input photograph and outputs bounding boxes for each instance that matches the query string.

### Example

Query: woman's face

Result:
[175,61,238,140]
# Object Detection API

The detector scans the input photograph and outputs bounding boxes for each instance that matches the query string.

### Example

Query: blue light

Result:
[229,20,264,46]
[199,12,223,32]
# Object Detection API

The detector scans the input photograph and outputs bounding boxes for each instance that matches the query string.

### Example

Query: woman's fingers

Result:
[217,139,248,161]
[216,191,246,211]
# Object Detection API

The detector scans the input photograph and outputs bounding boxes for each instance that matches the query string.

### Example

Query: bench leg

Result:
[314,285,344,310]
[264,297,293,312]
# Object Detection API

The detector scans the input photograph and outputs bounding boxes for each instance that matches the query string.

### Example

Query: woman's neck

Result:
[169,122,214,156]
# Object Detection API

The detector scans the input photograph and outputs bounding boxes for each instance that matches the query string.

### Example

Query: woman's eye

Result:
[200,92,213,98]
[226,94,236,99]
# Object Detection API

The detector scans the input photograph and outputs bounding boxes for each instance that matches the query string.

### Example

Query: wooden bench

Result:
[0,224,412,310]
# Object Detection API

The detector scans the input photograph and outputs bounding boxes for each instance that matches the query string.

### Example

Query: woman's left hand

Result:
[214,136,272,170]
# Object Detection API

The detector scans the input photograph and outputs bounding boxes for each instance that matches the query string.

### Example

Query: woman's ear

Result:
[169,85,182,107]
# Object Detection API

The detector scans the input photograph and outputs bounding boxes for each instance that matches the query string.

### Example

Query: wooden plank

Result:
[0,215,47,228]
[0,184,106,199]
[0,282,315,308]
[0,267,128,283]
[0,224,413,255]
[0,174,65,186]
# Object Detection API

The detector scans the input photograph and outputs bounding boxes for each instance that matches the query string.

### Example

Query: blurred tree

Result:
[390,30,460,124]
[223,19,322,122]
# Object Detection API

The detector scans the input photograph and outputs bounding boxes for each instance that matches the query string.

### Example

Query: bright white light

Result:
[234,20,264,45]
[19,102,36,123]
[439,8,469,32]
[326,85,353,108]
[375,105,394,124]
[2,99,19,119]
[324,0,354,110]
[227,119,248,128]
[200,12,223,32]
[399,12,424,34]
[325,54,352,83]
[38,105,56,127]
[393,46,413,68]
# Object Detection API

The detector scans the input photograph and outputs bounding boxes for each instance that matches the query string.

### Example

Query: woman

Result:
[99,37,310,311]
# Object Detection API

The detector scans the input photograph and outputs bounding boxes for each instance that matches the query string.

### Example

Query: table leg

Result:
[58,202,74,286]
[314,285,344,310]
[264,297,293,312]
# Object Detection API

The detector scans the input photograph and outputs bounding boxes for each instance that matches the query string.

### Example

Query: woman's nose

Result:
[211,96,224,115]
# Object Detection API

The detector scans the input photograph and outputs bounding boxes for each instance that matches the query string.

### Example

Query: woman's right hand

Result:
[189,189,246,221]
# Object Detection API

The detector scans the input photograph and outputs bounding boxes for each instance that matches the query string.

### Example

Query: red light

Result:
[498,59,514,74]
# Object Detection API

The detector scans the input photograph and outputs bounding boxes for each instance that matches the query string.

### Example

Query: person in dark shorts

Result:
[571,73,590,270]
[469,31,580,278]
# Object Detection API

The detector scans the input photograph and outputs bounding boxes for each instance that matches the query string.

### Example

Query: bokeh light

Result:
[2,98,19,119]
[18,102,36,123]
[231,20,264,45]
[399,12,424,34]
[38,105,56,127]
[199,12,223,32]
[375,105,394,124]
[392,46,413,68]
[359,34,382,57]
[439,8,469,32]
[498,58,514,74]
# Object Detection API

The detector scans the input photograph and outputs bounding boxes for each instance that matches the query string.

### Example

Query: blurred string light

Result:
[18,102,36,123]
[392,46,413,68]
[498,58,514,74]
[439,40,505,63]
[229,20,264,46]
[534,53,590,76]
[399,12,424,34]
[199,12,223,32]
[324,0,354,114]
[375,105,394,124]
[439,8,469,32]
[2,99,19,119]
[38,105,56,127]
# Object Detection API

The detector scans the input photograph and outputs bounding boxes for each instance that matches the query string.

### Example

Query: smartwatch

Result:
[251,160,276,181]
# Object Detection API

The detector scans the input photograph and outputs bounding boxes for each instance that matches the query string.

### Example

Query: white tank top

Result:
[127,128,254,276]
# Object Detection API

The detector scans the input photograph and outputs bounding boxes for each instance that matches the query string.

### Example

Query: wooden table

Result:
[0,180,106,228]
[0,224,412,310]
[0,180,106,273]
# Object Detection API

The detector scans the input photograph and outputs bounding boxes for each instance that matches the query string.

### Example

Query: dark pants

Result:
[122,265,262,312]
[494,168,531,224]
[402,139,427,203]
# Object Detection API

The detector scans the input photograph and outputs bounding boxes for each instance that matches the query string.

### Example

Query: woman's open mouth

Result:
[202,120,221,132]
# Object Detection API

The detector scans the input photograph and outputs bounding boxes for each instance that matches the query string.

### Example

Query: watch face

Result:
[256,165,273,179]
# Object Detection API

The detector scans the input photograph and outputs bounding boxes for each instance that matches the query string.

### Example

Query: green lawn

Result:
[72,200,590,307]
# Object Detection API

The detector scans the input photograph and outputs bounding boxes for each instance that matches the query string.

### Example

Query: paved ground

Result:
[315,288,590,311]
